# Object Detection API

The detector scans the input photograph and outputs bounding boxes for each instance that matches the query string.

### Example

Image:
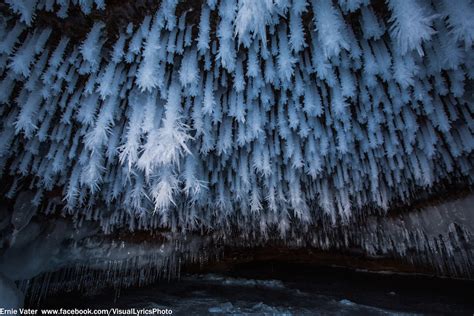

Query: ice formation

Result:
[1,0,472,233]
[0,0,473,303]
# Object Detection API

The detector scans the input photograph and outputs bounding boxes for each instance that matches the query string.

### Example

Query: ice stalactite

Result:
[0,191,472,305]
[0,0,473,302]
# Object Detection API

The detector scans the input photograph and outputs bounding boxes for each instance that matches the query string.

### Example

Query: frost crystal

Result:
[0,0,472,236]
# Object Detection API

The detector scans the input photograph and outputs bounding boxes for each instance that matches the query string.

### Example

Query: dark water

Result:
[38,262,474,315]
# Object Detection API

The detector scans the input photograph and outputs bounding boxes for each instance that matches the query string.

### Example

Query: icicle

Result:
[138,81,191,175]
[197,4,211,55]
[8,34,38,77]
[234,0,274,47]
[179,49,199,87]
[216,0,237,72]
[119,92,145,171]
[440,0,474,48]
[136,13,164,92]
[360,6,385,40]
[289,0,307,53]
[277,24,296,83]
[311,0,349,58]
[15,90,43,137]
[80,22,104,68]
[5,0,38,25]
[0,23,25,55]
[387,0,436,56]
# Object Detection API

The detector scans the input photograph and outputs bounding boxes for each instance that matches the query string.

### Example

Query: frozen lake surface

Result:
[38,263,474,315]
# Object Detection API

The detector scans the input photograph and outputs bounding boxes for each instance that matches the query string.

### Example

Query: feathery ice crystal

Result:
[0,0,473,236]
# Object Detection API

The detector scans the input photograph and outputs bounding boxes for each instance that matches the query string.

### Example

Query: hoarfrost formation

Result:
[0,0,473,301]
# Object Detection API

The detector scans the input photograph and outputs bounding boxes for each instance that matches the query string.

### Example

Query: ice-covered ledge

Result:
[216,192,474,279]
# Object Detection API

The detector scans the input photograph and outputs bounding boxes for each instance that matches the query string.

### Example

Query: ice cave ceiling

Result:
[0,0,473,303]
